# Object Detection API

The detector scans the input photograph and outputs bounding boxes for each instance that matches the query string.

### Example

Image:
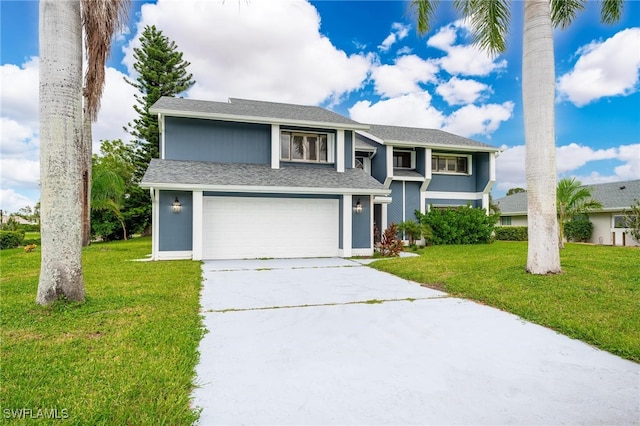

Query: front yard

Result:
[0,238,203,424]
[371,242,640,362]
[1,239,637,423]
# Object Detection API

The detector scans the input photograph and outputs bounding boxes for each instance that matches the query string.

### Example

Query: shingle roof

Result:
[365,124,499,151]
[150,97,367,129]
[496,180,640,214]
[495,192,528,214]
[140,159,389,194]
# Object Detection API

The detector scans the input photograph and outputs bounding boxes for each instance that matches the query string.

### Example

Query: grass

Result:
[0,237,204,424]
[370,242,640,363]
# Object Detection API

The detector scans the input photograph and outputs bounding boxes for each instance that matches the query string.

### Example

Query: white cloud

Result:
[556,142,618,173]
[0,188,38,215]
[436,76,491,106]
[557,28,640,106]
[0,58,39,127]
[124,0,371,106]
[349,92,445,128]
[379,22,411,52]
[495,143,640,196]
[444,102,514,137]
[1,157,40,190]
[93,67,138,146]
[427,21,507,76]
[371,55,439,98]
[0,57,136,209]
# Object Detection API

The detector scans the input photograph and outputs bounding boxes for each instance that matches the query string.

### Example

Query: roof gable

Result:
[496,179,640,214]
[150,96,367,130]
[364,124,499,152]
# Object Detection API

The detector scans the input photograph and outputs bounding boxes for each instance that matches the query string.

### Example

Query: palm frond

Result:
[600,0,624,24]
[454,0,510,56]
[409,0,439,35]
[82,0,130,120]
[550,0,585,29]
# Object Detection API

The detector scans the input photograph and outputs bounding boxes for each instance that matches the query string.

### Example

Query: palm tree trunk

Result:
[37,0,85,304]
[523,0,561,274]
[81,101,92,246]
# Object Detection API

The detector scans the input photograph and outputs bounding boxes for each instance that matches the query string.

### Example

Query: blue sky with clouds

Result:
[1,0,639,213]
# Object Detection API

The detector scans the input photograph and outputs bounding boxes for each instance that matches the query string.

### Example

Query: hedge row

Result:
[0,231,25,249]
[494,226,528,241]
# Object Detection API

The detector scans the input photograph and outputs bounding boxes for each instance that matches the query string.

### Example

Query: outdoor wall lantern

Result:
[355,199,363,214]
[172,197,182,213]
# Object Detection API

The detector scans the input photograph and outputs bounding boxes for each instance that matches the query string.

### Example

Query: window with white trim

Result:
[432,154,470,174]
[393,149,415,169]
[280,131,333,163]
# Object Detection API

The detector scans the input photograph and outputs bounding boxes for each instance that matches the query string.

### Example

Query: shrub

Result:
[376,223,404,257]
[0,216,22,232]
[22,223,40,232]
[565,216,593,242]
[0,231,24,249]
[416,205,498,245]
[397,220,422,246]
[494,226,528,241]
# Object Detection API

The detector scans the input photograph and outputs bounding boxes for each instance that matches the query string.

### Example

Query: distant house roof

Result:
[496,179,640,215]
[361,124,500,152]
[140,159,389,195]
[150,97,368,130]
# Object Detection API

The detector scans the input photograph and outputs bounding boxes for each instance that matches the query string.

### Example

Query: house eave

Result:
[386,140,501,152]
[140,182,390,196]
[151,108,370,131]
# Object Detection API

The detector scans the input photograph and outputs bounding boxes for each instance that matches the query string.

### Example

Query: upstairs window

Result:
[393,150,414,169]
[280,132,332,163]
[432,154,470,174]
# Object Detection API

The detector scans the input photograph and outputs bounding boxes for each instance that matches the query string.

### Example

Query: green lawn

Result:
[0,238,204,424]
[371,242,640,362]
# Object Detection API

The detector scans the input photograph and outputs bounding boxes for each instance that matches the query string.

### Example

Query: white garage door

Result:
[203,197,340,260]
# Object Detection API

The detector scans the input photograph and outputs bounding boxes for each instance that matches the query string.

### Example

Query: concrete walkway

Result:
[192,258,639,425]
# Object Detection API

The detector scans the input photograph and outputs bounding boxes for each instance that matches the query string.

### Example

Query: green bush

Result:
[565,216,593,242]
[416,205,498,245]
[0,231,24,249]
[495,226,528,241]
[22,223,40,232]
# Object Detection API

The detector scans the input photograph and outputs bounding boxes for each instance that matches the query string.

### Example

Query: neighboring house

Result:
[496,180,640,246]
[140,97,500,260]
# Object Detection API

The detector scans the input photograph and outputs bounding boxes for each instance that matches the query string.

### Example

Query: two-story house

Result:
[140,97,499,260]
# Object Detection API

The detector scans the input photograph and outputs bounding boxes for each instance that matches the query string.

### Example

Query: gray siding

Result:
[429,173,476,192]
[165,117,270,164]
[352,195,371,248]
[159,190,193,251]
[388,181,404,226]
[474,152,491,191]
[371,144,388,184]
[415,147,426,176]
[345,130,353,170]
[404,181,421,219]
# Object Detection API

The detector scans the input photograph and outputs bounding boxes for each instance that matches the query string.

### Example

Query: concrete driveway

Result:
[192,258,639,425]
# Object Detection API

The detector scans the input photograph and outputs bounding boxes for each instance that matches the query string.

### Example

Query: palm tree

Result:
[556,177,603,248]
[410,0,623,274]
[92,167,128,241]
[37,0,129,305]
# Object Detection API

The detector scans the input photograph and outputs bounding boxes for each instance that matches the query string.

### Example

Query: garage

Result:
[203,196,340,260]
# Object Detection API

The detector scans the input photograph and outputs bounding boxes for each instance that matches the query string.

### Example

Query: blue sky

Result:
[1,0,639,213]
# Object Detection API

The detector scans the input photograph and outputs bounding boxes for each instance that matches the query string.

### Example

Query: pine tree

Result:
[125,25,195,179]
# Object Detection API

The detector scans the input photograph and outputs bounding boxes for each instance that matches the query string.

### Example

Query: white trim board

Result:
[424,191,484,200]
